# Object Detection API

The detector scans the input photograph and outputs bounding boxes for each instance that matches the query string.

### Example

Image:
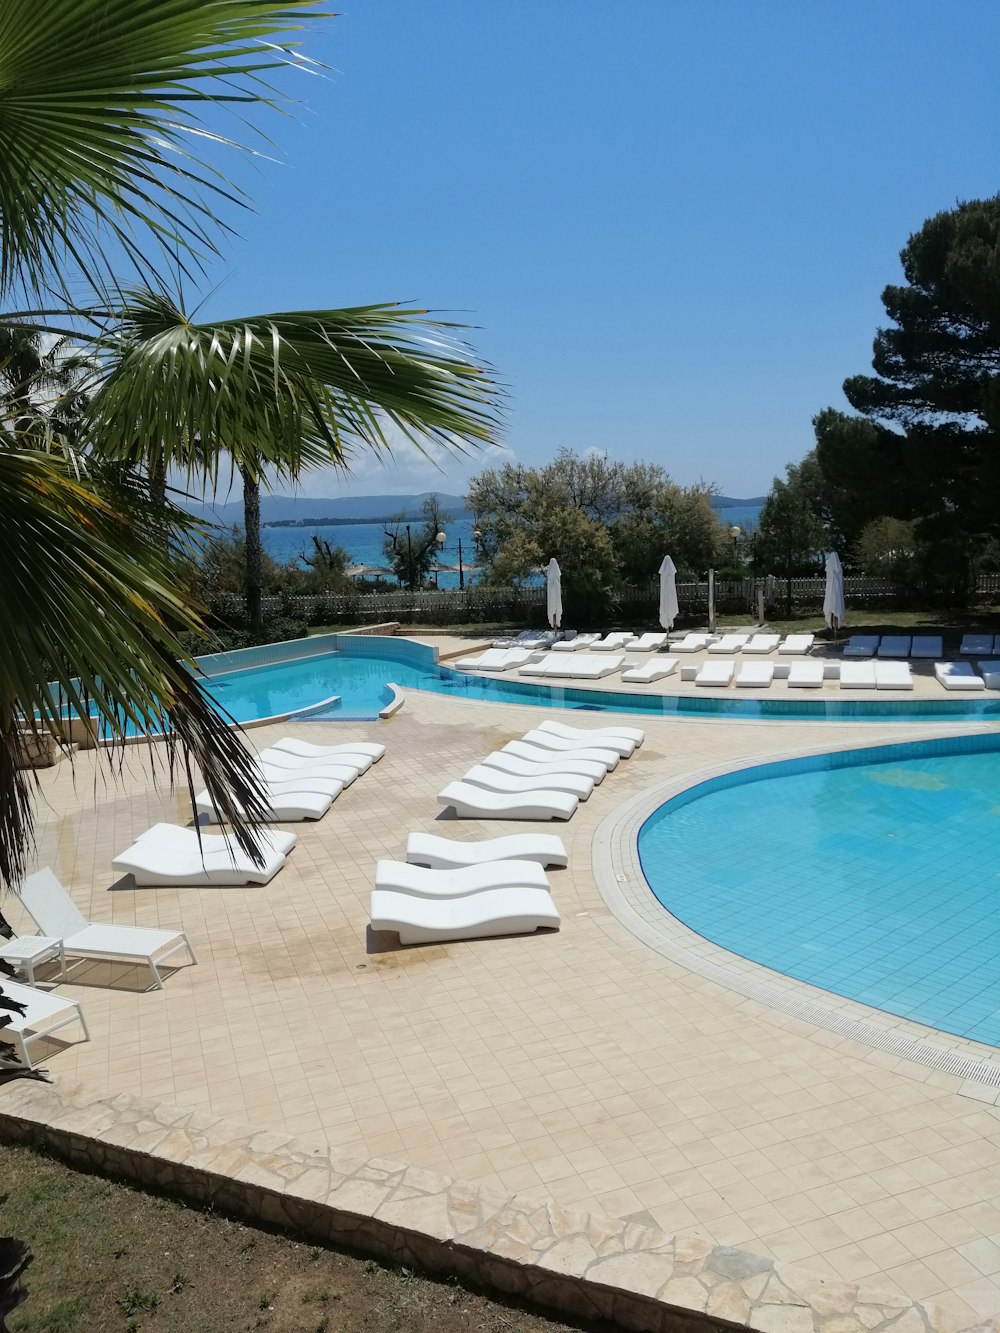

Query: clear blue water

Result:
[261,519,476,588]
[638,738,1000,1047]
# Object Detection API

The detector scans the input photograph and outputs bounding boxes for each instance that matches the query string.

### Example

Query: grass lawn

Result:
[3,1145,586,1333]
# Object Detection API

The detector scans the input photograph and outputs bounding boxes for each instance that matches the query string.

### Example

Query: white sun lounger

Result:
[270,738,385,763]
[463,764,594,801]
[112,823,295,886]
[406,832,569,869]
[437,782,578,821]
[0,976,90,1069]
[517,657,561,677]
[195,783,337,823]
[935,661,985,691]
[375,859,549,898]
[591,632,635,651]
[553,653,626,679]
[621,658,677,684]
[840,662,877,689]
[743,634,780,654]
[628,632,669,652]
[708,634,751,654]
[788,662,824,688]
[259,759,360,788]
[491,629,555,650]
[521,728,631,761]
[910,636,943,659]
[537,718,644,747]
[17,868,198,989]
[503,739,619,771]
[978,660,1000,689]
[455,647,540,672]
[778,634,815,654]
[551,632,600,652]
[370,887,560,945]
[482,750,606,782]
[259,748,366,779]
[735,662,774,688]
[844,635,879,657]
[878,636,911,658]
[672,634,711,653]
[875,662,913,690]
[695,661,734,687]
[960,635,993,655]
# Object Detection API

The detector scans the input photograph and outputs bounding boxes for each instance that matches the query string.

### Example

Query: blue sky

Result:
[199,1,1000,501]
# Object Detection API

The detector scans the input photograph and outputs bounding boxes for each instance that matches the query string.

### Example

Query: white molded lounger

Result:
[708,634,751,654]
[521,729,627,762]
[629,632,668,652]
[18,867,198,989]
[503,739,619,771]
[406,832,569,869]
[437,782,578,821]
[482,750,606,783]
[936,661,985,690]
[370,887,560,945]
[735,662,774,688]
[259,747,366,778]
[876,662,913,690]
[456,647,539,672]
[695,661,734,687]
[0,976,90,1069]
[621,658,677,683]
[778,634,815,654]
[788,663,824,687]
[517,657,559,677]
[743,634,780,654]
[375,858,549,897]
[960,635,993,655]
[844,635,878,657]
[592,632,635,651]
[112,823,295,885]
[195,784,336,823]
[840,662,877,689]
[910,636,943,658]
[462,763,594,801]
[259,759,359,788]
[271,738,385,763]
[536,718,644,748]
[672,634,711,653]
[555,653,626,678]
[878,636,911,658]
[551,633,600,652]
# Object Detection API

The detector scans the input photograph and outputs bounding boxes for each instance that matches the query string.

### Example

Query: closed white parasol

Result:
[659,555,679,631]
[823,551,845,635]
[545,557,563,629]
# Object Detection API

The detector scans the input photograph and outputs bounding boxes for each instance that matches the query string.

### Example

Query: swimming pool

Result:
[637,731,1000,1048]
[204,647,1000,725]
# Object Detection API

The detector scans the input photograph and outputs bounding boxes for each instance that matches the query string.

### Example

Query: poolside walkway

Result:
[6,690,1000,1325]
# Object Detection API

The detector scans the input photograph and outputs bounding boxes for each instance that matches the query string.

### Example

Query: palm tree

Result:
[0,0,503,1069]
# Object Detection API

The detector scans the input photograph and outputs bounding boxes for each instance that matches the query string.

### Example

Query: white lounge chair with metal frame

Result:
[735,661,774,688]
[406,832,568,869]
[17,868,198,989]
[270,737,385,763]
[743,634,780,654]
[695,661,734,687]
[112,823,295,887]
[0,976,89,1069]
[621,658,677,684]
[462,764,594,801]
[536,718,644,748]
[482,750,606,783]
[370,887,560,945]
[778,634,815,654]
[708,633,751,654]
[935,661,985,691]
[437,781,578,821]
[375,859,550,897]
[503,738,619,771]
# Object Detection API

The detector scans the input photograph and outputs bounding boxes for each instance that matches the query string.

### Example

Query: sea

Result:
[261,504,763,589]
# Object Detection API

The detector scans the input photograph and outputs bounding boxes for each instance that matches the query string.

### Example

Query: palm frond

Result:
[0,0,327,298]
[0,450,271,886]
[86,291,506,484]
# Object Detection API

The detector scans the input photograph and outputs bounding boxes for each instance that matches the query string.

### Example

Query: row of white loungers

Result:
[689,659,914,690]
[673,632,813,655]
[844,635,943,658]
[960,634,1000,655]
[935,661,1000,691]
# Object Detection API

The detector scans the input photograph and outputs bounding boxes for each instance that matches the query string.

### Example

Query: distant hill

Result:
[186,491,471,527]
[713,495,767,509]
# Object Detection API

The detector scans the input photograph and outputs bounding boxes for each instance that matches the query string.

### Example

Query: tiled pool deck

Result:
[5,680,1000,1327]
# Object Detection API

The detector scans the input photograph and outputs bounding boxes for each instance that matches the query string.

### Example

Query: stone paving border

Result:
[0,1078,967,1333]
[591,736,1000,1101]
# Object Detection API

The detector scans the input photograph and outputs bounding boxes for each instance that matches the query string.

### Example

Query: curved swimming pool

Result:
[637,732,1000,1048]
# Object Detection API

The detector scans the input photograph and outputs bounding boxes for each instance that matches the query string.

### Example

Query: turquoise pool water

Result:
[637,734,1000,1047]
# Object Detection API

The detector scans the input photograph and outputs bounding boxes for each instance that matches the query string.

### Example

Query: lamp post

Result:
[434,529,446,589]
[405,524,413,590]
[730,524,741,568]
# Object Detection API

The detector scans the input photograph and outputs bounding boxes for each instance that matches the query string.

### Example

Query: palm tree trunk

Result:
[148,459,167,509]
[241,465,263,635]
